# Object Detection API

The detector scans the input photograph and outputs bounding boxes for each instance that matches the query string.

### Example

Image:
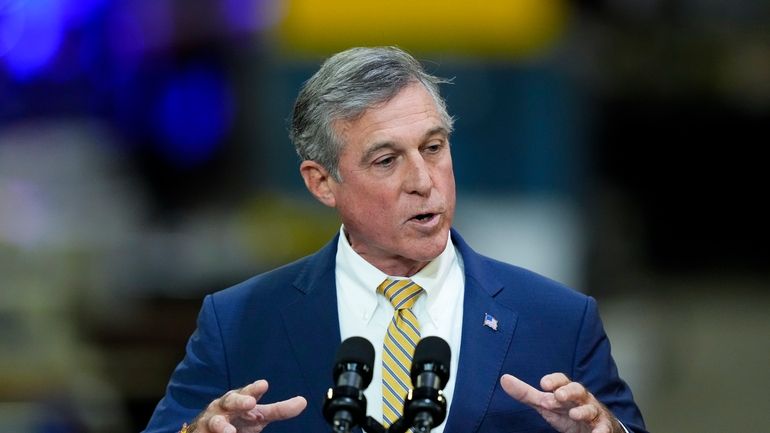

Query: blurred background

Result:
[1,0,768,431]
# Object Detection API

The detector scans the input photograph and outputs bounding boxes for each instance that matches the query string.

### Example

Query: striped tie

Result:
[378,278,424,428]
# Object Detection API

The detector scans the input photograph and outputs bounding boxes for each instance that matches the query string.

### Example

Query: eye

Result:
[374,155,396,167]
[425,142,444,154]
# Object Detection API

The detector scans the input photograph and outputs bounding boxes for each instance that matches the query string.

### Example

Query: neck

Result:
[360,253,429,277]
[343,230,431,277]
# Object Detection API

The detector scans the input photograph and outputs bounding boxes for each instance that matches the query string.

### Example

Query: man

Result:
[143,47,647,433]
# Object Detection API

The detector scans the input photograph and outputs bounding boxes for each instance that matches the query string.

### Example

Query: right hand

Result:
[500,373,623,433]
[188,379,307,433]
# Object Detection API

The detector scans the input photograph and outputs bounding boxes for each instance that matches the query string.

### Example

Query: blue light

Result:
[2,0,65,80]
[154,66,235,168]
[107,1,173,68]
[60,0,106,28]
[0,1,25,57]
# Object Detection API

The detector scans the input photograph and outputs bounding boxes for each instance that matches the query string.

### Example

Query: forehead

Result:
[335,83,446,150]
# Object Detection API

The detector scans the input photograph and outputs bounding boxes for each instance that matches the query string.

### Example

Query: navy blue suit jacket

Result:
[144,230,647,433]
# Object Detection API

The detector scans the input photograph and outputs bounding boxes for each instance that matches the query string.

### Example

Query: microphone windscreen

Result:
[334,336,375,386]
[411,336,451,384]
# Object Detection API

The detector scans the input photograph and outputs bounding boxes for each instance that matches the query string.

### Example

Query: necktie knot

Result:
[378,278,423,311]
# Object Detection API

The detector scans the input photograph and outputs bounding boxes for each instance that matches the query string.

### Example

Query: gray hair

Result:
[289,46,454,181]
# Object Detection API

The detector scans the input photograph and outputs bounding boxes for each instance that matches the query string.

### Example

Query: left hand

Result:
[500,373,623,433]
[187,380,306,433]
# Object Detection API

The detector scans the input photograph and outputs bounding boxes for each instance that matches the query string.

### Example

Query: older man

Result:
[143,47,646,433]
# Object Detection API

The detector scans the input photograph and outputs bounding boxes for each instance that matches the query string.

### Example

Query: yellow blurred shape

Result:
[277,0,568,58]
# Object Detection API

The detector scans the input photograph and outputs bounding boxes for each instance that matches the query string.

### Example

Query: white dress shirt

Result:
[335,226,464,433]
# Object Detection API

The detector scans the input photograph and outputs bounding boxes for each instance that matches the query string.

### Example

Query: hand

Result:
[188,380,307,433]
[500,373,623,433]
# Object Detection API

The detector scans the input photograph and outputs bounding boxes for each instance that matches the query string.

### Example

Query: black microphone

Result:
[323,336,375,433]
[391,336,451,433]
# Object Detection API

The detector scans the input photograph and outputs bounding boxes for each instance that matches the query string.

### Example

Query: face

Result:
[303,82,456,276]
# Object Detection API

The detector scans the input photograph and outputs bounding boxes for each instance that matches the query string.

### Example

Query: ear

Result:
[300,160,337,208]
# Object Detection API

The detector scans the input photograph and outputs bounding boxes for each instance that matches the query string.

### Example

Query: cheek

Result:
[358,204,388,226]
[445,170,456,192]
[438,165,456,197]
[433,156,455,184]
[340,186,396,223]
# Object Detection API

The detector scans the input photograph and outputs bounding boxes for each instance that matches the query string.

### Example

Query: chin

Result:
[408,236,448,262]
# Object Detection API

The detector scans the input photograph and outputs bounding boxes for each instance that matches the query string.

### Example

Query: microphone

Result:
[323,336,375,433]
[390,336,451,433]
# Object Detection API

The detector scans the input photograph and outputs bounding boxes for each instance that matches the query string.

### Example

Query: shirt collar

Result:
[335,225,457,326]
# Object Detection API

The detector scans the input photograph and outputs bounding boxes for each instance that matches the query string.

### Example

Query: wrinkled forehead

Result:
[332,82,448,142]
[332,83,446,148]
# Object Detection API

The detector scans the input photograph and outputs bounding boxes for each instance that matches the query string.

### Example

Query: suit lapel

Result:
[443,231,518,433]
[281,235,342,422]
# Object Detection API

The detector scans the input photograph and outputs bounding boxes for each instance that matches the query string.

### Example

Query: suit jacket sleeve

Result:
[142,294,230,433]
[574,297,647,433]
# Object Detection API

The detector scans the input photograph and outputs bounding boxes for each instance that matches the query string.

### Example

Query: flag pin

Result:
[483,313,498,331]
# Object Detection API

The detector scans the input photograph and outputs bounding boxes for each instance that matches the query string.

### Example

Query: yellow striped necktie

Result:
[378,278,424,428]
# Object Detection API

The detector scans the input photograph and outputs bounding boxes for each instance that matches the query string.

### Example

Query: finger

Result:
[239,379,270,402]
[540,372,571,392]
[568,403,600,424]
[553,381,589,404]
[570,403,617,433]
[500,374,540,404]
[250,396,308,423]
[207,414,236,433]
[218,390,257,412]
[500,374,559,410]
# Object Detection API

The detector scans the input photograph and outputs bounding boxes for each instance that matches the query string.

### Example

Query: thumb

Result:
[252,396,308,423]
[500,374,559,411]
[500,374,537,403]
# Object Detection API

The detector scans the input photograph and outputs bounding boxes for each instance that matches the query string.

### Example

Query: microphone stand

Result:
[363,415,431,433]
[364,416,387,433]
[362,387,447,433]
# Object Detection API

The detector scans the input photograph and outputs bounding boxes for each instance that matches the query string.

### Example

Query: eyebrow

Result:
[359,126,450,164]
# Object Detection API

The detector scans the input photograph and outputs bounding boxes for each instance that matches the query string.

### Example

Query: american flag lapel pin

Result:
[483,313,498,331]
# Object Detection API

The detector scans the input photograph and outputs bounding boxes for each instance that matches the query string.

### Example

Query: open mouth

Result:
[412,213,436,222]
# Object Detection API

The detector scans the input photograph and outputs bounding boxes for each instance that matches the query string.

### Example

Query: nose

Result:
[404,154,433,196]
